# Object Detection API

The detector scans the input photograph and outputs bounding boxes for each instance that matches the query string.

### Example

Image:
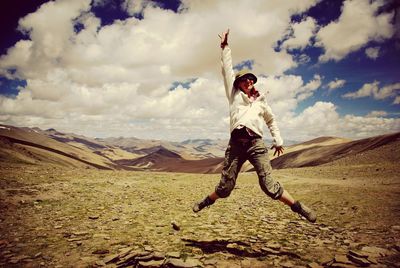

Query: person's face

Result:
[238,77,254,93]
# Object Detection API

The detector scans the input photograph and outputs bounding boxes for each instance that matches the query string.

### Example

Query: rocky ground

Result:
[0,162,399,267]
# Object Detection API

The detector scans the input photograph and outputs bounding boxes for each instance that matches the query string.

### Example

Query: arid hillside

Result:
[0,125,120,170]
[271,132,400,169]
[1,124,399,174]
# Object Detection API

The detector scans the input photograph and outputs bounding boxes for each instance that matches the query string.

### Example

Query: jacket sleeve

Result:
[221,46,235,102]
[263,103,284,147]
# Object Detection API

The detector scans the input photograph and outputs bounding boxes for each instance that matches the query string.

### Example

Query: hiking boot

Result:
[192,196,215,213]
[291,201,317,223]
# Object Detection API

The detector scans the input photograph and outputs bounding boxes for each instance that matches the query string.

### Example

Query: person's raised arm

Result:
[219,29,235,102]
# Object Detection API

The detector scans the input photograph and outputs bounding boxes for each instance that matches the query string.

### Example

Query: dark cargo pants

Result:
[215,138,284,199]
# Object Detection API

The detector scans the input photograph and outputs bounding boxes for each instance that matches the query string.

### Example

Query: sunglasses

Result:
[238,76,254,83]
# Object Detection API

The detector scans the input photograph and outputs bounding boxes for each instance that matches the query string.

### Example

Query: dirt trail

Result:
[0,163,399,267]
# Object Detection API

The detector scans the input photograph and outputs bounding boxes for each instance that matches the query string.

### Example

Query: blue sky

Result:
[0,0,399,142]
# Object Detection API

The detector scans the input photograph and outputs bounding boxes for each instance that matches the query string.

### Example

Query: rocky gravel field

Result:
[0,162,399,267]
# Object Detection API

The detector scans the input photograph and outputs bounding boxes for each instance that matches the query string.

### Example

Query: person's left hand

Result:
[218,29,229,48]
[271,145,284,157]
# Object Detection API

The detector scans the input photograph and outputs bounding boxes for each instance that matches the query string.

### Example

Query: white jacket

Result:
[221,46,283,146]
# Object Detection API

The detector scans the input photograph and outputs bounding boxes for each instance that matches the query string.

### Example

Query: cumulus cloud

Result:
[365,47,380,59]
[366,110,388,118]
[0,0,399,142]
[316,0,394,62]
[121,0,156,16]
[281,17,317,50]
[0,0,321,89]
[327,78,346,91]
[283,101,400,141]
[343,81,400,104]
[0,0,324,139]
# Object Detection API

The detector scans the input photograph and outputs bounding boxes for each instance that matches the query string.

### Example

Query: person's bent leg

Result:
[193,142,245,213]
[247,139,283,200]
[279,189,295,206]
[248,140,316,223]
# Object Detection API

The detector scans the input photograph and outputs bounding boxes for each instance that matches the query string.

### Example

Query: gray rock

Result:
[390,225,400,231]
[103,253,120,264]
[281,260,295,268]
[264,242,281,250]
[95,260,106,266]
[72,231,89,236]
[203,258,218,265]
[92,249,110,255]
[361,246,391,257]
[334,254,352,264]
[319,255,334,266]
[166,252,181,258]
[261,247,280,255]
[307,262,324,268]
[118,247,133,258]
[226,243,238,250]
[116,252,138,267]
[348,250,368,258]
[138,259,164,268]
[164,258,203,268]
[136,253,155,262]
[152,252,166,260]
[144,246,153,251]
[330,263,358,268]
[347,254,370,267]
[171,221,180,231]
[8,255,30,264]
[366,256,377,264]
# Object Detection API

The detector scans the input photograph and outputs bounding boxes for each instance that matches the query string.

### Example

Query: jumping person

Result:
[192,29,316,223]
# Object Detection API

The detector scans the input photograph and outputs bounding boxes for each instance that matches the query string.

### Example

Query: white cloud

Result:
[343,81,379,99]
[296,54,311,64]
[365,47,380,59]
[0,0,399,142]
[92,0,107,7]
[0,0,321,88]
[316,0,394,62]
[341,114,400,138]
[260,74,321,104]
[0,72,322,141]
[343,81,400,104]
[0,0,322,140]
[283,101,400,141]
[121,0,156,16]
[282,17,317,50]
[327,78,346,91]
[366,110,388,118]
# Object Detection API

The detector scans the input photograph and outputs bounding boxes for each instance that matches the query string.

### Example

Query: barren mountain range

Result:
[1,123,400,267]
[0,124,399,173]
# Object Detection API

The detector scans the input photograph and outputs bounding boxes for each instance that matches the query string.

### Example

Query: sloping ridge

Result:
[116,146,182,166]
[272,132,400,169]
[299,136,345,146]
[0,135,113,170]
[116,146,224,174]
[0,125,124,170]
[156,157,224,174]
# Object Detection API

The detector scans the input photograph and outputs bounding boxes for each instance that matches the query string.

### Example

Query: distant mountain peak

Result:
[151,146,182,159]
